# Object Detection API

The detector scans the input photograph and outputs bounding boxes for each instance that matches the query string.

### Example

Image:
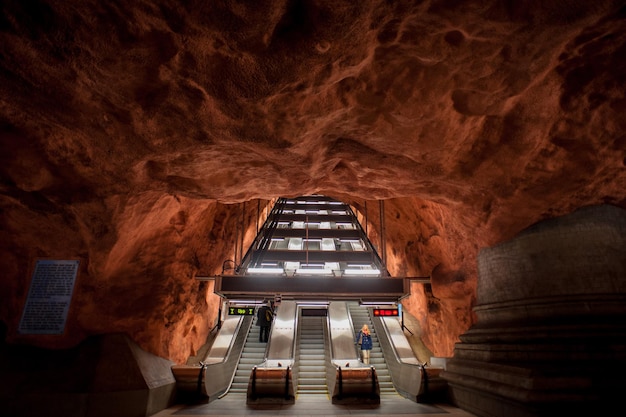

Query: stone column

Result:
[441,204,626,417]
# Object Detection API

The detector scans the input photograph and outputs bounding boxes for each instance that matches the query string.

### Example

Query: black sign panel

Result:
[372,308,399,317]
[228,306,255,316]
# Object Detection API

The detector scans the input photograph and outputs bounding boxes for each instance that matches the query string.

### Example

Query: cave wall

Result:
[0,0,625,368]
[353,197,483,357]
[0,195,270,364]
[1,191,480,364]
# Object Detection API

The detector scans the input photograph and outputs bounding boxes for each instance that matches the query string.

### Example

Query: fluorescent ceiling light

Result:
[295,268,332,275]
[298,301,329,306]
[229,300,266,305]
[359,301,396,306]
[344,269,381,275]
[246,267,284,274]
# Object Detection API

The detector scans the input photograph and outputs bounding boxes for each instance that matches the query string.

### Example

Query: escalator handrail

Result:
[374,313,421,366]
[217,316,254,398]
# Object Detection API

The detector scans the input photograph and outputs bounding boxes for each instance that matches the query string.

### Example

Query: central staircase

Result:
[296,315,328,397]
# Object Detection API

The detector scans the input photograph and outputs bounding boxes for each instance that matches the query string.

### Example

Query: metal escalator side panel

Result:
[370,313,423,401]
[328,301,360,363]
[245,300,297,404]
[204,316,245,363]
[379,316,420,364]
[265,300,297,366]
[204,315,253,400]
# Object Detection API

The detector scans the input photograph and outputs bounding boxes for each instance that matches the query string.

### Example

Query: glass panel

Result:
[288,238,302,250]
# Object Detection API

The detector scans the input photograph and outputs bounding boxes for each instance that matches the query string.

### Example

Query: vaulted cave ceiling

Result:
[1,1,625,363]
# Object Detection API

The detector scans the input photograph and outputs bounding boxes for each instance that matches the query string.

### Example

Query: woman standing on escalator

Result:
[355,324,373,364]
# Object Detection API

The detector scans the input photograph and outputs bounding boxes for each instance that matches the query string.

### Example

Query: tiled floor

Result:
[152,393,478,417]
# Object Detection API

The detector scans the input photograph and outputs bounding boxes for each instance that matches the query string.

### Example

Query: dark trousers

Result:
[259,325,270,342]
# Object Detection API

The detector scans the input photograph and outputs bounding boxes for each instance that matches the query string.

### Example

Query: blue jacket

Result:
[356,330,373,350]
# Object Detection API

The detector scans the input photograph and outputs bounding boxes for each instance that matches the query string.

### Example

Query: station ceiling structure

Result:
[215,196,409,303]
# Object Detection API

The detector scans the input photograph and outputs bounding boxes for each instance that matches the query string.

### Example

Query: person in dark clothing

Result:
[257,303,273,342]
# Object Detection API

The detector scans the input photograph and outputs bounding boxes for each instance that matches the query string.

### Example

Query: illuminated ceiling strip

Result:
[344,269,381,275]
[295,268,333,275]
[246,267,284,274]
[359,300,397,306]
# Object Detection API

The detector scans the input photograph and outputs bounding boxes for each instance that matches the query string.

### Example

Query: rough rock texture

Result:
[1,1,625,365]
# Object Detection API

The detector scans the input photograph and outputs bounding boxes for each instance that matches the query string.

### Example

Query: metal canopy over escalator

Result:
[214,195,409,302]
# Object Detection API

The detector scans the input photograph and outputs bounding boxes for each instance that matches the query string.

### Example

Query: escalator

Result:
[296,315,328,396]
[228,312,267,394]
[347,301,397,395]
[185,299,422,404]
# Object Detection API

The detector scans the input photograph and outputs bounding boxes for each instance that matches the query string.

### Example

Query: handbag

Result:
[357,332,363,345]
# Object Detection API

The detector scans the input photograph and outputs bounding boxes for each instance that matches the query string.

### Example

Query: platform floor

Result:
[152,393,478,417]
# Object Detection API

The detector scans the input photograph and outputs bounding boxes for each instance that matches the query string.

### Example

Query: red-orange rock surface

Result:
[0,1,625,364]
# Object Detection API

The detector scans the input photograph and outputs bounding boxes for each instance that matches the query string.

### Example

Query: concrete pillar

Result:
[441,204,626,417]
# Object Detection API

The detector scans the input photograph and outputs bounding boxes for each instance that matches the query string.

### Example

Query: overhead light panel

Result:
[246,267,284,274]
[344,269,381,275]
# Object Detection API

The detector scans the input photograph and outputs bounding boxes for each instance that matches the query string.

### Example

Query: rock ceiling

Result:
[1,1,625,363]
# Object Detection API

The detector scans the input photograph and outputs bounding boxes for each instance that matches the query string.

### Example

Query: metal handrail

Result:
[326,309,335,359]
[370,312,423,400]
[289,305,299,362]
[216,316,253,398]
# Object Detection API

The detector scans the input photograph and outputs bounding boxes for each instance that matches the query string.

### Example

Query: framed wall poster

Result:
[18,259,80,335]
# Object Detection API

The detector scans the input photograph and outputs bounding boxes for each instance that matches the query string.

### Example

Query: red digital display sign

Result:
[372,308,399,317]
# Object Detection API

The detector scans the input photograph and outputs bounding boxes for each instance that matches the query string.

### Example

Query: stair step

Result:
[299,374,326,380]
[299,368,325,374]
[300,353,324,357]
[299,357,325,364]
[296,379,326,385]
[297,389,328,395]
[243,345,267,350]
[297,384,328,389]
[238,358,264,364]
[297,317,327,395]
[301,346,323,351]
